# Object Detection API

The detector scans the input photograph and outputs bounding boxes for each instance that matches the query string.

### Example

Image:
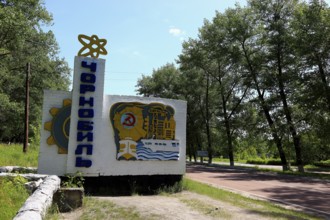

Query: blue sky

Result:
[43,0,248,95]
[43,0,303,96]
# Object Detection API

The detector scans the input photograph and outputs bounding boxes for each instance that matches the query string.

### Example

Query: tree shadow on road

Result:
[245,209,323,220]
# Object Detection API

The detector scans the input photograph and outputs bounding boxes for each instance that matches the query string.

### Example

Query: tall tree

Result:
[199,15,251,166]
[291,0,330,162]
[136,63,181,99]
[293,0,330,111]
[179,66,209,162]
[250,0,304,172]
[179,38,218,164]
[223,5,290,170]
[136,0,330,168]
[0,0,70,142]
[136,63,204,161]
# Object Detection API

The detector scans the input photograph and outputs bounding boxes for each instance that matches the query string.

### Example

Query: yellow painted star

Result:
[77,34,108,58]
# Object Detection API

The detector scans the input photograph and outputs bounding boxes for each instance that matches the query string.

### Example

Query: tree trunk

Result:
[205,74,213,164]
[278,80,304,172]
[196,136,202,163]
[261,101,290,171]
[242,44,289,171]
[276,46,304,172]
[225,116,234,167]
[221,91,234,167]
[255,81,290,171]
[257,80,290,171]
[188,142,195,162]
[317,60,330,111]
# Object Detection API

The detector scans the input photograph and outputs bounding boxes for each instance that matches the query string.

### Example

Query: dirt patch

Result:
[58,208,83,220]
[59,191,273,220]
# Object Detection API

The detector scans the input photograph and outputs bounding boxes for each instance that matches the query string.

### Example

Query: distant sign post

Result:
[197,150,208,163]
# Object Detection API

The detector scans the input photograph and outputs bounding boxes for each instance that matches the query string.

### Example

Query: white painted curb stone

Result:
[14,175,61,220]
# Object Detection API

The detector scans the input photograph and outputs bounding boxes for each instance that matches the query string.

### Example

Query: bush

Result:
[314,160,330,168]
[246,158,266,165]
[265,159,283,165]
[246,158,291,166]
[61,172,85,188]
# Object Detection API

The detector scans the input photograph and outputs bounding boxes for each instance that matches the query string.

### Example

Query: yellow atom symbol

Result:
[77,34,108,58]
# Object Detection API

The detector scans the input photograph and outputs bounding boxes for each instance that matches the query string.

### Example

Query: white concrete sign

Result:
[38,56,187,176]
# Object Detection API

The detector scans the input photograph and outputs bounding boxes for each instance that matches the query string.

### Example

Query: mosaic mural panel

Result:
[110,102,180,161]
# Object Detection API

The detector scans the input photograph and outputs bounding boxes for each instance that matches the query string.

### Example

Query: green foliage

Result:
[0,176,29,220]
[314,160,330,168]
[136,63,182,99]
[136,0,330,169]
[30,123,41,147]
[246,158,287,166]
[61,172,85,188]
[0,0,70,143]
[0,143,39,167]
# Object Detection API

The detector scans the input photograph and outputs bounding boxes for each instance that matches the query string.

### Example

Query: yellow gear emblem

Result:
[44,99,71,154]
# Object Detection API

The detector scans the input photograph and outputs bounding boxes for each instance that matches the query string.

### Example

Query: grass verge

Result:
[80,197,142,220]
[0,176,29,220]
[254,167,330,180]
[179,197,232,219]
[45,197,143,220]
[0,143,39,167]
[211,157,247,163]
[183,178,324,220]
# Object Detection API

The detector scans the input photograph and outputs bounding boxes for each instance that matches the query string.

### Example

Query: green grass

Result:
[155,180,184,195]
[210,157,247,163]
[0,143,39,167]
[0,176,29,220]
[183,178,323,220]
[46,197,143,220]
[306,163,330,171]
[0,143,38,220]
[81,197,142,220]
[246,158,285,165]
[180,197,232,219]
[213,157,330,170]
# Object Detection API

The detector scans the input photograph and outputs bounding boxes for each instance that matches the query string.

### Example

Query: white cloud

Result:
[169,27,185,37]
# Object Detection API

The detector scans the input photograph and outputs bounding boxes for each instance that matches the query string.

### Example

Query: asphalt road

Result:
[186,163,330,218]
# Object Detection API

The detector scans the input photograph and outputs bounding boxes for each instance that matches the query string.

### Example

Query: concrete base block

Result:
[53,188,84,212]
